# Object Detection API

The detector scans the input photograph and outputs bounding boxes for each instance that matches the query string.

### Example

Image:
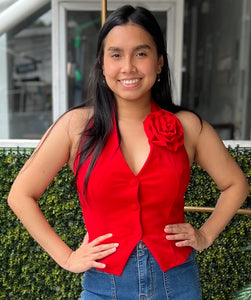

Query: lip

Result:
[119,78,141,87]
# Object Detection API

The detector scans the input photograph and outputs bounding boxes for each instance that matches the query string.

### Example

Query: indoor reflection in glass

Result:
[6,10,52,139]
[67,11,101,109]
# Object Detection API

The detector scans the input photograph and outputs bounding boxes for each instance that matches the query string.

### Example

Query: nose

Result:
[121,56,136,73]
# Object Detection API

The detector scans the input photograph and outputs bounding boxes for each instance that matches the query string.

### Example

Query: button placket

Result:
[129,178,138,187]
[129,178,139,211]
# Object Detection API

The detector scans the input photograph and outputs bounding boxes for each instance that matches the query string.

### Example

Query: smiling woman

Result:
[102,24,163,105]
[7,4,249,300]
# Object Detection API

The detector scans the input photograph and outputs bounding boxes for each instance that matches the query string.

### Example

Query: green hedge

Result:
[0,147,250,300]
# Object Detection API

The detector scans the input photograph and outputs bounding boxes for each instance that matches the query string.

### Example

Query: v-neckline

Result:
[114,101,158,177]
[118,137,152,177]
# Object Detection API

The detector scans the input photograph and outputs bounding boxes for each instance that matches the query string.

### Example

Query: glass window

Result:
[67,11,101,108]
[1,9,52,139]
[182,0,251,140]
[66,10,166,109]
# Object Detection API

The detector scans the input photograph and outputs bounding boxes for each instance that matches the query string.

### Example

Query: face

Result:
[102,23,163,105]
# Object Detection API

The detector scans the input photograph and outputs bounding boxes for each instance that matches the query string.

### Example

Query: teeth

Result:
[120,79,140,84]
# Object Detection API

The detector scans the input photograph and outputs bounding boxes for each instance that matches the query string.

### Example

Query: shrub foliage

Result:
[0,146,250,299]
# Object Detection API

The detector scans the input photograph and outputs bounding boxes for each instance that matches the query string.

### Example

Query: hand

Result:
[164,223,211,251]
[64,233,119,273]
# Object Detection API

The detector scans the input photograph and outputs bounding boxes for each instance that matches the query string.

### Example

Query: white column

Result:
[0,34,9,138]
[52,0,68,121]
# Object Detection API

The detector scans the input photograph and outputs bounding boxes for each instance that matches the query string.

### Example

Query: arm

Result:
[8,111,118,273]
[165,115,249,250]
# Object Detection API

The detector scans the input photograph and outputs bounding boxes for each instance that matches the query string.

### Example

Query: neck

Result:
[116,99,152,122]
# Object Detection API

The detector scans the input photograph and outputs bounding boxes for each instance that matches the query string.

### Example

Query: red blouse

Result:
[74,101,192,276]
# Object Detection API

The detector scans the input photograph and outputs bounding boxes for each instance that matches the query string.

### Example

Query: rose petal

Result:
[143,108,184,151]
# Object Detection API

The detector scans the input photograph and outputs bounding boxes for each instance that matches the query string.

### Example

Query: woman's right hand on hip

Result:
[63,233,119,273]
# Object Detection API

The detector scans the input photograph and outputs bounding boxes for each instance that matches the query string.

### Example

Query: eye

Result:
[111,53,120,59]
[136,52,147,57]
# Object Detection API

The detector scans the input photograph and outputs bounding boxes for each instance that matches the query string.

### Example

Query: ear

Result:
[157,55,164,73]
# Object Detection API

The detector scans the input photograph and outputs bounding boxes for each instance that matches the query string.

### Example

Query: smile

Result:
[119,78,141,85]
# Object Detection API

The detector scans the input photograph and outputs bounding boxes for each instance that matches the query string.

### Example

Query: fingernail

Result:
[100,264,106,268]
[114,243,119,247]
[164,226,170,232]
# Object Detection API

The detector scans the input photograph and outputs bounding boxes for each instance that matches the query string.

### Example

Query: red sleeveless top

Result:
[74,101,192,276]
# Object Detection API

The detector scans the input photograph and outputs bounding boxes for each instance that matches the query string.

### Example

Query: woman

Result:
[8,5,248,300]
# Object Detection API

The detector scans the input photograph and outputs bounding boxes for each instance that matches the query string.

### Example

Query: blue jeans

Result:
[79,241,202,299]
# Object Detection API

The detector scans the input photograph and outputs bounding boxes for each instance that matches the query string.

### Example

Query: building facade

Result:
[0,0,250,147]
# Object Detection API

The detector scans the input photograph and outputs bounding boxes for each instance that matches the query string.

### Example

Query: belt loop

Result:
[138,241,145,250]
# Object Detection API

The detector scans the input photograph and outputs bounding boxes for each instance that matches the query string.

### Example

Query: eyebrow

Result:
[107,44,152,52]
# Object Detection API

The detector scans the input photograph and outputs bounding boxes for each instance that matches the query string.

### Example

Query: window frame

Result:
[0,0,250,147]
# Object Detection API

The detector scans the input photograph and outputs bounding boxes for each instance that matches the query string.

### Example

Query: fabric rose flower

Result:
[143,109,184,151]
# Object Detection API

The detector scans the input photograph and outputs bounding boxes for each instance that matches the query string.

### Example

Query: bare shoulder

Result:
[176,110,248,195]
[175,110,225,162]
[58,106,93,169]
[58,106,93,137]
[175,110,202,139]
[175,110,202,165]
[30,106,93,172]
[8,106,93,201]
[175,110,222,144]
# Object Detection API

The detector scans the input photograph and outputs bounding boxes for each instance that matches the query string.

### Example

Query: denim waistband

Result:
[80,241,202,299]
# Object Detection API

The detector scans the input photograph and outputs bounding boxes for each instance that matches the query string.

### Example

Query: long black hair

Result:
[75,5,179,188]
